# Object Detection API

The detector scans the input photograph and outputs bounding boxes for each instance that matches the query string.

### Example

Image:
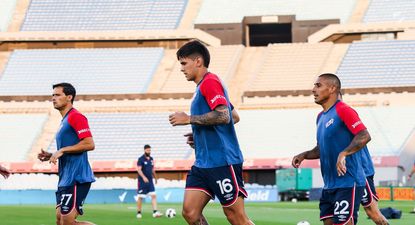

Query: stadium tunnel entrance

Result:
[195,15,339,45]
[247,23,292,46]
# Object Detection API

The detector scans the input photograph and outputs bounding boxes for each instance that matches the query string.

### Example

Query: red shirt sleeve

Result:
[199,77,228,110]
[68,112,93,139]
[336,102,367,135]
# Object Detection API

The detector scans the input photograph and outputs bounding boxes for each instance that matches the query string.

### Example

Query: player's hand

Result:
[169,112,190,126]
[336,152,347,176]
[143,177,149,183]
[49,151,64,165]
[292,154,305,168]
[38,149,52,162]
[184,132,195,149]
[0,165,11,179]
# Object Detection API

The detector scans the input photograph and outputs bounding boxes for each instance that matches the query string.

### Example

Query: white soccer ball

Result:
[297,221,310,225]
[165,208,176,218]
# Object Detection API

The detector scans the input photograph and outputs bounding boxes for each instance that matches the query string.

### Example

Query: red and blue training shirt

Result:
[316,101,367,189]
[56,108,95,187]
[190,72,244,168]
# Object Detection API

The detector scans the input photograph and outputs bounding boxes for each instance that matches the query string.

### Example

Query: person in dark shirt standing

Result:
[136,144,162,219]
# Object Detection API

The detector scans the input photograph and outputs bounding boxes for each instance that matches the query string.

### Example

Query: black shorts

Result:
[185,164,248,207]
[137,179,156,198]
[361,175,379,207]
[320,185,364,225]
[56,182,91,215]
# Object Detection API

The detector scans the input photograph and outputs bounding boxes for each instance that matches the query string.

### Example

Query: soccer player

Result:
[37,83,96,225]
[338,95,389,225]
[136,144,162,219]
[292,73,368,225]
[0,164,10,179]
[359,144,389,224]
[169,40,253,225]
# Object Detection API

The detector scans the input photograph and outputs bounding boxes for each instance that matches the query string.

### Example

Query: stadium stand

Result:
[236,106,415,159]
[363,0,415,23]
[21,0,187,31]
[0,0,17,32]
[358,106,415,156]
[0,52,12,76]
[245,43,333,92]
[47,112,192,161]
[0,48,163,96]
[195,0,356,24]
[308,21,415,44]
[336,40,415,88]
[236,108,320,159]
[155,45,244,93]
[0,113,47,162]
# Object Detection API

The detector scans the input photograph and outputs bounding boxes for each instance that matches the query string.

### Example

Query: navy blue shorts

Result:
[55,182,91,215]
[361,175,379,207]
[320,185,364,225]
[185,164,248,207]
[137,179,155,198]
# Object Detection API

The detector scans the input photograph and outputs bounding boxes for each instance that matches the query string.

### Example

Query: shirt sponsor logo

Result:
[77,128,90,134]
[210,95,225,104]
[352,121,362,129]
[325,118,334,128]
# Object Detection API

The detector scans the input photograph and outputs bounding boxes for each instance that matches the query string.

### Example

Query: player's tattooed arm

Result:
[169,105,230,126]
[337,129,371,176]
[190,105,230,126]
[341,129,371,156]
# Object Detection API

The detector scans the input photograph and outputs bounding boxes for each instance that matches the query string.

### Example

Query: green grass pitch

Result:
[0,201,414,225]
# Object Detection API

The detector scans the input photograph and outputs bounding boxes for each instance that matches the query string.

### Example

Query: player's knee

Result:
[182,207,200,223]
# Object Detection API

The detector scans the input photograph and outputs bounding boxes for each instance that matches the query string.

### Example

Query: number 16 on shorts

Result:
[216,178,234,198]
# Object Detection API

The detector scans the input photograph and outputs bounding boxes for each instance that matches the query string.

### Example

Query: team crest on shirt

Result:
[144,161,148,165]
[325,118,334,128]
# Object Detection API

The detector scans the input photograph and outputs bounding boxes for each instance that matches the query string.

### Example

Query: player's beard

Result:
[144,152,151,157]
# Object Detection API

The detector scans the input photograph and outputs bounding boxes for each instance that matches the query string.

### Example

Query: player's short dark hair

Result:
[52,82,76,104]
[318,73,341,92]
[144,144,151,149]
[176,40,210,68]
